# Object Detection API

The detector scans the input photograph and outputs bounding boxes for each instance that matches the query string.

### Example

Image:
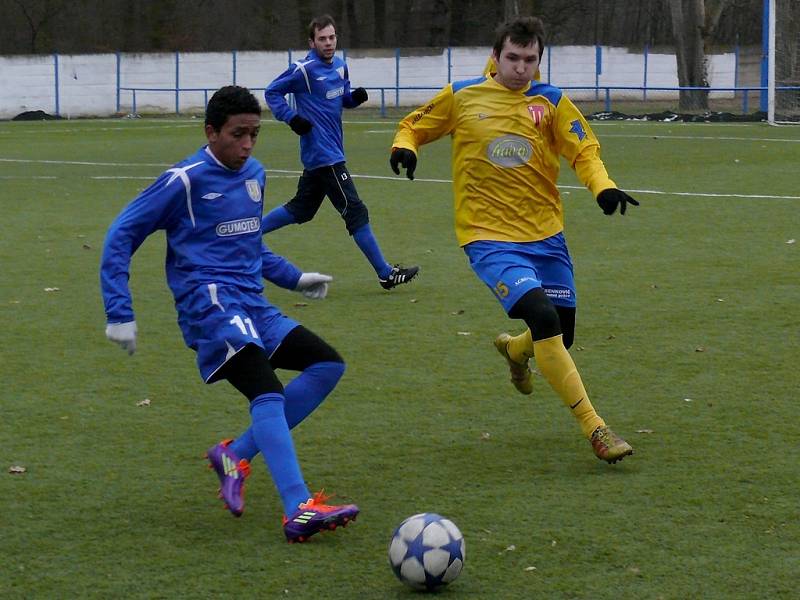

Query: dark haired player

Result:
[263,14,419,290]
[101,85,358,542]
[390,18,638,463]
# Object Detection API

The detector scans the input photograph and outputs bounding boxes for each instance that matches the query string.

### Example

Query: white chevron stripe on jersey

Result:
[165,160,204,227]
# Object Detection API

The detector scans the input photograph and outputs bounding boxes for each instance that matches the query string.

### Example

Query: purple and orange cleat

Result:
[283,490,359,543]
[205,439,251,517]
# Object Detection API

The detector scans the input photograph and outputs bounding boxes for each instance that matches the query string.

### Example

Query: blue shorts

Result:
[464,234,576,313]
[176,283,299,382]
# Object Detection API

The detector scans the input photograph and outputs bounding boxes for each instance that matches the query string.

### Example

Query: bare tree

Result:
[11,0,68,53]
[403,0,452,47]
[669,0,732,110]
[0,0,763,54]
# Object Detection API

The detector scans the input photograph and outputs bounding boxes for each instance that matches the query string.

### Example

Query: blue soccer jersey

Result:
[265,49,362,170]
[100,146,302,380]
[101,146,267,321]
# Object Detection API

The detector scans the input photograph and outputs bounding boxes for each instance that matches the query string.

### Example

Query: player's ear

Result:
[205,123,218,142]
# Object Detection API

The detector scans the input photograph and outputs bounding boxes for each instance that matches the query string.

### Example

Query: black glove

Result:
[596,188,640,215]
[351,87,368,106]
[390,148,417,180]
[288,115,312,136]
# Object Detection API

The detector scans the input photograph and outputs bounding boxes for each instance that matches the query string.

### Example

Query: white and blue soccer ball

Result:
[388,513,465,591]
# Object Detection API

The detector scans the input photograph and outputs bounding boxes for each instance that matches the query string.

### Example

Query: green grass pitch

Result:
[1,114,798,598]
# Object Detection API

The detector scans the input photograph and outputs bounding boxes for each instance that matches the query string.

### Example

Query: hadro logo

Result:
[487,135,532,167]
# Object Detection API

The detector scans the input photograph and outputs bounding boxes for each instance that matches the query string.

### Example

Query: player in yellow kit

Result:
[390,16,638,463]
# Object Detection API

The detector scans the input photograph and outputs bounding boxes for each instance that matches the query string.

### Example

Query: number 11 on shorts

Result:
[230,314,259,338]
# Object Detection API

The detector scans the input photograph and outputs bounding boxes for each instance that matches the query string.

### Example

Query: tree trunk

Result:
[406,0,451,46]
[372,0,386,48]
[669,0,709,110]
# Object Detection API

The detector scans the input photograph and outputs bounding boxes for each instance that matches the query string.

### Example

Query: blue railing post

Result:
[760,0,769,111]
[381,88,386,118]
[175,51,180,115]
[132,89,137,115]
[395,48,400,108]
[232,50,237,85]
[116,52,121,113]
[605,87,611,112]
[447,47,452,83]
[643,44,649,101]
[53,52,60,116]
[595,45,602,101]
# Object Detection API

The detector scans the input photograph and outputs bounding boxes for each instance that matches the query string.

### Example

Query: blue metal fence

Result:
[43,45,789,118]
[119,84,790,119]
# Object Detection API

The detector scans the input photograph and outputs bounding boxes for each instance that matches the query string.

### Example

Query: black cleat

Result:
[379,265,420,290]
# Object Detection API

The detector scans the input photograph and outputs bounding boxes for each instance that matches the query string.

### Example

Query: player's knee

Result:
[555,306,576,349]
[344,204,369,235]
[315,360,346,385]
[330,360,346,380]
[285,202,314,224]
[509,288,562,340]
[222,343,284,400]
[561,330,574,349]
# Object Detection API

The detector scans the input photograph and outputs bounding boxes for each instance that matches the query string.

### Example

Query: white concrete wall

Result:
[0,46,738,119]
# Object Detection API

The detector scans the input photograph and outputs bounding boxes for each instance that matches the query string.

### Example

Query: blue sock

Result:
[229,430,258,462]
[229,361,345,461]
[262,206,296,233]
[353,223,392,278]
[249,393,310,514]
[284,361,345,428]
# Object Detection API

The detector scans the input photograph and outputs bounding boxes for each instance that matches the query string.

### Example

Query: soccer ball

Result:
[388,513,465,591]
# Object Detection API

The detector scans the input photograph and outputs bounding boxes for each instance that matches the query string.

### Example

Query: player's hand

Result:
[295,272,332,300]
[596,188,640,215]
[289,115,313,136]
[106,321,137,355]
[351,87,368,106]
[390,148,417,180]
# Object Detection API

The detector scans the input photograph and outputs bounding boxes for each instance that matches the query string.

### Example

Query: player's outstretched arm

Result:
[596,188,640,215]
[261,242,331,299]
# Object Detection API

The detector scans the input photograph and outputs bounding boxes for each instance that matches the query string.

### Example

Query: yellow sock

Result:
[506,328,534,363]
[532,334,605,438]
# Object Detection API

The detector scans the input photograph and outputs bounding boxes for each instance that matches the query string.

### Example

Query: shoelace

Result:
[593,427,615,446]
[306,489,333,507]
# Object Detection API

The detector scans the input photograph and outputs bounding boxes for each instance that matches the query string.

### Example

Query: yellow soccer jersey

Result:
[392,76,615,246]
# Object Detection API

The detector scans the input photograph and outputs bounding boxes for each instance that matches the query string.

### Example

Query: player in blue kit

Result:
[263,14,419,290]
[100,86,358,543]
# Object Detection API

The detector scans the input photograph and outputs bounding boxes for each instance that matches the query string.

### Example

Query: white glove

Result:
[295,272,332,300]
[105,321,138,355]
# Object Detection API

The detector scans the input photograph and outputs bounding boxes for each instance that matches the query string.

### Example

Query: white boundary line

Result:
[2,158,798,200]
